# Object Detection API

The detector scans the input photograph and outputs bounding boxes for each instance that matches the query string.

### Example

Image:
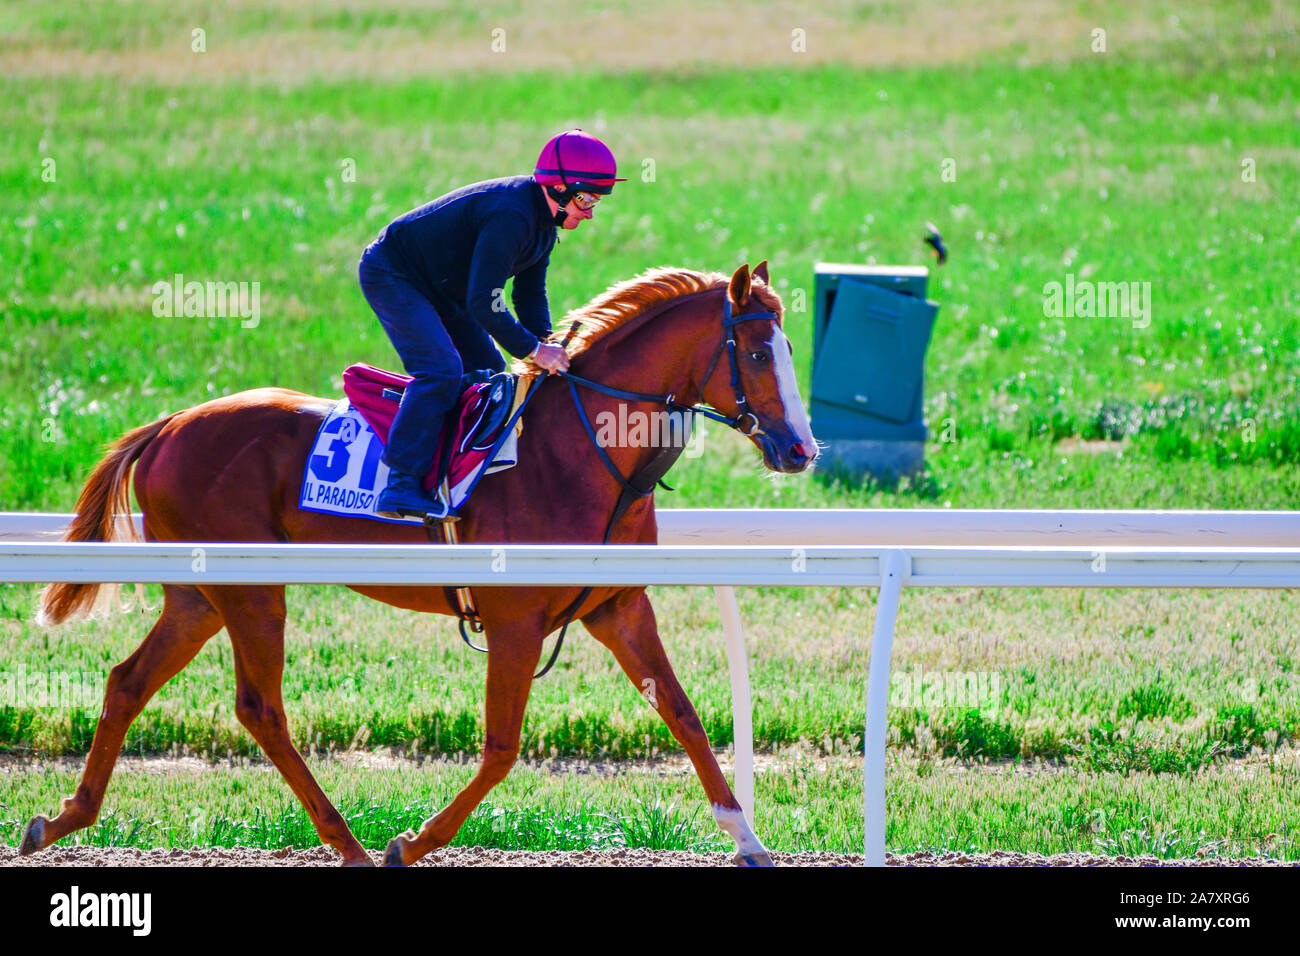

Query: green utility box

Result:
[810,263,939,480]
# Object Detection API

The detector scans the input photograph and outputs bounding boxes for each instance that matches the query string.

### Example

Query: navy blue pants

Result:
[358,243,505,477]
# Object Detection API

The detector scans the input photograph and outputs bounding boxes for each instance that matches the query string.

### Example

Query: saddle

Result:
[341,363,522,509]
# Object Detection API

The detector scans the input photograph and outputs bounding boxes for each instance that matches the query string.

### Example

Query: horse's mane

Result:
[513,266,782,384]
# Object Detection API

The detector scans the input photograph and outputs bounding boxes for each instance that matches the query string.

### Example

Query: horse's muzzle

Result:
[756,431,817,474]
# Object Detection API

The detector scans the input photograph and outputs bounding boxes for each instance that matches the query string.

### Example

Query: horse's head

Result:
[698,262,818,474]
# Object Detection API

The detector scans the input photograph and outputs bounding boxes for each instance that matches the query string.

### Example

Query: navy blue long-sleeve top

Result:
[373,176,557,358]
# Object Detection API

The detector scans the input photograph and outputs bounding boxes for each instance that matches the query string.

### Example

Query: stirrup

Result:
[376,498,447,520]
[378,476,452,520]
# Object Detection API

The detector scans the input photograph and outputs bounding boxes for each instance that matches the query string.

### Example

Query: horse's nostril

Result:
[790,441,809,463]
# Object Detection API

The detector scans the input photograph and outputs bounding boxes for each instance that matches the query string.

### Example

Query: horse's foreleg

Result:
[211,585,372,867]
[384,623,542,866]
[583,589,774,867]
[20,586,223,855]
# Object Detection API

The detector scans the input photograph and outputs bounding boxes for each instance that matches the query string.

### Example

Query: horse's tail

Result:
[38,413,177,626]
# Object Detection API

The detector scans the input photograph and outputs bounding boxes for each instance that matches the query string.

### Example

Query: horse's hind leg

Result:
[205,584,372,866]
[582,588,774,867]
[384,623,543,866]
[20,585,223,855]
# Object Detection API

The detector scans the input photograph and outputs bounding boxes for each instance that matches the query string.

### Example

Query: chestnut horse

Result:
[23,262,816,866]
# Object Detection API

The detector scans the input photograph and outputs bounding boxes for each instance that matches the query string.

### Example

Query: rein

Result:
[444,294,780,679]
[560,296,776,438]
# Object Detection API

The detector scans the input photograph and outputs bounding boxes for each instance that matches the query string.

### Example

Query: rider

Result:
[359,129,625,518]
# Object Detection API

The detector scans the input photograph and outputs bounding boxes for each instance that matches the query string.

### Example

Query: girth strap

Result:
[428,517,486,648]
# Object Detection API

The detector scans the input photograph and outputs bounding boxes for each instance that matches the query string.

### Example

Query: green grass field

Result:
[2,1,1299,857]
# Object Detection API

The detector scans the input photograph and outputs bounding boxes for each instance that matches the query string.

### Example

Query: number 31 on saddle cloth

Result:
[298,363,524,524]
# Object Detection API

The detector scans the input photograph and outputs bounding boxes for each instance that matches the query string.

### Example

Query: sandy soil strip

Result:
[4,748,1293,778]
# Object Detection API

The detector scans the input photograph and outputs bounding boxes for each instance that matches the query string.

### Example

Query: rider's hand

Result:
[531,342,571,374]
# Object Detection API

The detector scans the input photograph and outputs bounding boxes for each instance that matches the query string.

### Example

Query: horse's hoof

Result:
[19,815,48,856]
[341,852,376,868]
[383,834,411,867]
[732,850,774,867]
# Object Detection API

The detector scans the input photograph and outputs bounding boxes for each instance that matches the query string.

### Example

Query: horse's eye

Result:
[750,351,770,363]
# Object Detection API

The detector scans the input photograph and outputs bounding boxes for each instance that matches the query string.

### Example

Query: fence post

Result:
[864,548,909,866]
[715,585,755,826]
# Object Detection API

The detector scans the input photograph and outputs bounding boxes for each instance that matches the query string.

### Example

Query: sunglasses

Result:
[571,191,602,210]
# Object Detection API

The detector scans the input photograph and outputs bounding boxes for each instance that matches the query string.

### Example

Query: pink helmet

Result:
[533,129,625,195]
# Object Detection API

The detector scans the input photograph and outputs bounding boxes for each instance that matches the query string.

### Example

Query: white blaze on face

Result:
[768,326,816,450]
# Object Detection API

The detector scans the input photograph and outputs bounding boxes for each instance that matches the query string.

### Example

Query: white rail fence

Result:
[8,508,1300,546]
[2,511,1298,865]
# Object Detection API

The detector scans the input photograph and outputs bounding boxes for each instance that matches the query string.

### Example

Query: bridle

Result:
[447,289,782,677]
[692,295,775,438]
[564,293,780,446]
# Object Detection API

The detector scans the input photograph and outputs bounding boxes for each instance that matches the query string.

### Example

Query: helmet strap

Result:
[546,184,573,224]
[546,132,577,224]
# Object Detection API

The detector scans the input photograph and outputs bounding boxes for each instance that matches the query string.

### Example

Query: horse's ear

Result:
[728,263,752,306]
[753,260,770,284]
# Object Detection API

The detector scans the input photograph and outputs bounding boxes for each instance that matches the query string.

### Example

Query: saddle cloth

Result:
[298,363,523,524]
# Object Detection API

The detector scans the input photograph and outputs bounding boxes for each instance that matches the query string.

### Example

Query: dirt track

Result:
[3,846,1294,867]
